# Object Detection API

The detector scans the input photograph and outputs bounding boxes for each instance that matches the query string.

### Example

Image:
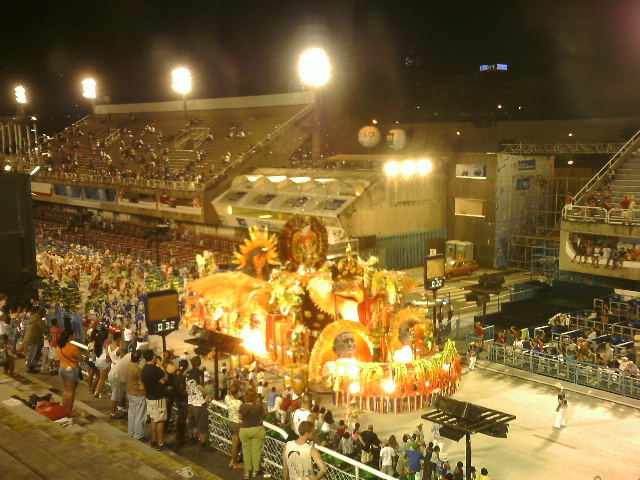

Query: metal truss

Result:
[501,143,624,155]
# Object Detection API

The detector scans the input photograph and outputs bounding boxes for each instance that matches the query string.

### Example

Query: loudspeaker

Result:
[0,173,37,301]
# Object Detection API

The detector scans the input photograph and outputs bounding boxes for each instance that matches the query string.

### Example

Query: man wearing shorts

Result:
[142,349,168,450]
[186,356,214,452]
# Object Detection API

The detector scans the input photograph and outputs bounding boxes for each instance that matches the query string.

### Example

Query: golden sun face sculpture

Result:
[234,227,279,281]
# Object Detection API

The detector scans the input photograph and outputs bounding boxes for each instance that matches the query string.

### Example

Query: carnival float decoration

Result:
[182,215,462,413]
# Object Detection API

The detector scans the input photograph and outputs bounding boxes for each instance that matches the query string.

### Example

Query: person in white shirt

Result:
[292,395,314,436]
[283,421,327,480]
[123,324,135,353]
[379,439,395,477]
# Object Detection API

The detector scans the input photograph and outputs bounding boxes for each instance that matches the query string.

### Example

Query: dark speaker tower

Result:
[0,173,38,301]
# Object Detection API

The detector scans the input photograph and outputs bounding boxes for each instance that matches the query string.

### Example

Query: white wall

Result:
[95,91,316,115]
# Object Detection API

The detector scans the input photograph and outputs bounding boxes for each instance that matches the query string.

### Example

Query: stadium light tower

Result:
[299,48,331,164]
[172,67,192,120]
[15,85,27,116]
[82,78,97,115]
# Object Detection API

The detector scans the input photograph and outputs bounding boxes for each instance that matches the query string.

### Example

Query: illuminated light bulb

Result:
[82,78,97,99]
[425,381,430,387]
[416,158,433,175]
[299,48,331,88]
[443,363,451,371]
[349,382,361,394]
[172,67,192,95]
[347,364,360,379]
[383,379,396,394]
[384,161,400,178]
[400,161,416,178]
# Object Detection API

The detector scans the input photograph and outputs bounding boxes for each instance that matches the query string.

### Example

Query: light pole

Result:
[299,48,331,164]
[15,85,26,116]
[172,67,192,120]
[82,78,97,115]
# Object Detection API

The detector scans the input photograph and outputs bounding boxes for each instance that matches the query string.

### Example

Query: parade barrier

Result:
[487,341,640,400]
[206,399,396,480]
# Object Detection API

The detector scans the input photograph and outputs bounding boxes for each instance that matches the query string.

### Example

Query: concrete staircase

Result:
[610,155,640,205]
[0,376,219,480]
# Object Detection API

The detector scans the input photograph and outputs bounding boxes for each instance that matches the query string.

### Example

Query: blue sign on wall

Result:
[517,159,536,170]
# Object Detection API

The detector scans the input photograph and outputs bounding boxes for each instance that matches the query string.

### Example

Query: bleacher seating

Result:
[40,104,309,187]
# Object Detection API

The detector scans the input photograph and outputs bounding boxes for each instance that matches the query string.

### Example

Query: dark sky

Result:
[2,0,640,132]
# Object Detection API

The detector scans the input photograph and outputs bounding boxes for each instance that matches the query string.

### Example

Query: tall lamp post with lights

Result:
[298,48,331,165]
[172,68,192,121]
[82,78,97,115]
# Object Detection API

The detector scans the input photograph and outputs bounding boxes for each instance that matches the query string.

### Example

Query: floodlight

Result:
[15,86,26,104]
[172,68,192,95]
[416,158,433,175]
[299,48,331,88]
[30,166,40,175]
[82,78,97,99]
[384,161,400,178]
[400,161,416,178]
[4,165,11,172]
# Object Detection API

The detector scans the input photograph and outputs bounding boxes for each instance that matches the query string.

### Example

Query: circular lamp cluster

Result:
[384,158,433,178]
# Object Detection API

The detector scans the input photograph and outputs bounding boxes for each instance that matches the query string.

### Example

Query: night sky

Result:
[2,1,640,133]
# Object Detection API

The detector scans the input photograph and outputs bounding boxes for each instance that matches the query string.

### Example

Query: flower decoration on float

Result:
[270,270,305,315]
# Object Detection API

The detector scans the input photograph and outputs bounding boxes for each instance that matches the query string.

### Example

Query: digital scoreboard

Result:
[144,289,180,336]
[424,254,446,291]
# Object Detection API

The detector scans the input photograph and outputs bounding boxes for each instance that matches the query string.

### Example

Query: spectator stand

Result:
[488,341,640,399]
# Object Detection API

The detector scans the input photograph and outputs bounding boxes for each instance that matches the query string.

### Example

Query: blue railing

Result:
[487,341,640,399]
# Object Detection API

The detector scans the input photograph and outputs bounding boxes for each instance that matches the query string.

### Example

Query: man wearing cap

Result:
[554,384,568,428]
[405,443,425,480]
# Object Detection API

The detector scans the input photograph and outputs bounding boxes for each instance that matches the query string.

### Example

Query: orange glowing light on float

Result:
[383,379,396,394]
[242,328,268,356]
[349,382,361,394]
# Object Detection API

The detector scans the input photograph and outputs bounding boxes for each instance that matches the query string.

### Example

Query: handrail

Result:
[574,129,640,204]
[104,129,121,147]
[191,127,210,149]
[208,398,396,480]
[174,130,190,149]
[561,204,640,226]
[204,103,315,190]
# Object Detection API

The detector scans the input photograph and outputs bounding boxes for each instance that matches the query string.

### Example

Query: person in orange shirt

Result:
[57,329,85,411]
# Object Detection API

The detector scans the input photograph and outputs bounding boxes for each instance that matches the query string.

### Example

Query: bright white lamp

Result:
[299,48,331,88]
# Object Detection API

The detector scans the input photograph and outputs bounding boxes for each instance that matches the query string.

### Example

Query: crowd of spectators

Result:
[570,233,640,269]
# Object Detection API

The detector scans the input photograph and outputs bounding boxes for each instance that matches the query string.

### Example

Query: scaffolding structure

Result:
[506,175,589,273]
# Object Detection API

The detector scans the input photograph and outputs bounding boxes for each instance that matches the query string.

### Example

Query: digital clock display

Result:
[144,289,180,336]
[427,277,445,290]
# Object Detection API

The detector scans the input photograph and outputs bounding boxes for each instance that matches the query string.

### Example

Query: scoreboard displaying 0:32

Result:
[144,289,180,336]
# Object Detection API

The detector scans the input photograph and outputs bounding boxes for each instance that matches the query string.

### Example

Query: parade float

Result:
[183,215,462,413]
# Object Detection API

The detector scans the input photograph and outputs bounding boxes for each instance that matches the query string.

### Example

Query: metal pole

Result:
[465,433,472,480]
[26,124,31,158]
[214,348,219,401]
[183,94,188,120]
[1,124,5,154]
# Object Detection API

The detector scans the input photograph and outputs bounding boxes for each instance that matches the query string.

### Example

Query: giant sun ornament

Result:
[278,215,328,272]
[234,226,279,280]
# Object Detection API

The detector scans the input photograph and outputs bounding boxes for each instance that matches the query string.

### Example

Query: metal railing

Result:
[487,341,640,399]
[104,129,121,147]
[191,127,210,149]
[574,129,640,205]
[561,204,640,225]
[205,103,314,189]
[206,400,395,480]
[174,130,191,149]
